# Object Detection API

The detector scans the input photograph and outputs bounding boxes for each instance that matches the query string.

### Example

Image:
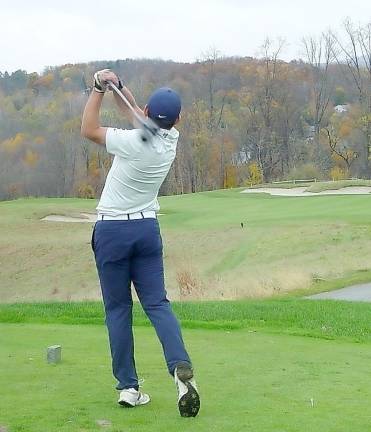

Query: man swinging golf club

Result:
[81,69,200,417]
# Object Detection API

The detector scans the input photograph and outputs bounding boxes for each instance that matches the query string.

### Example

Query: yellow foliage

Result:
[47,101,58,115]
[330,166,348,181]
[63,117,81,133]
[2,133,26,153]
[224,165,238,188]
[34,136,45,145]
[77,183,95,199]
[88,154,101,178]
[22,150,40,167]
[37,73,54,88]
[247,162,263,185]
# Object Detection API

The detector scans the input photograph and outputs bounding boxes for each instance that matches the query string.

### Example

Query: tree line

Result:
[0,19,370,200]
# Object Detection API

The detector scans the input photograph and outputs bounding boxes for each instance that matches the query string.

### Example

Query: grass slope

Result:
[248,179,371,191]
[306,179,371,192]
[1,297,371,343]
[1,323,371,432]
[0,191,371,302]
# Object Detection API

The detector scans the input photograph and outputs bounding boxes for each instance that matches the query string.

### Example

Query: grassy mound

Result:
[306,179,371,192]
[1,191,371,302]
[247,179,371,192]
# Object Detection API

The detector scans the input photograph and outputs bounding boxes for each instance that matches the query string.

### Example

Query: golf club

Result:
[107,81,159,142]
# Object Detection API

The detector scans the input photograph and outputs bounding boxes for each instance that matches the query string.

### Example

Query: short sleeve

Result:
[105,127,141,158]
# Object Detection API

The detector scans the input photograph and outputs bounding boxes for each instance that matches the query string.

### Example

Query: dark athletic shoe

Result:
[174,362,200,417]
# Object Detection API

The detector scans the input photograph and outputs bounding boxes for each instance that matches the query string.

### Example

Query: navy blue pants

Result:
[92,218,191,390]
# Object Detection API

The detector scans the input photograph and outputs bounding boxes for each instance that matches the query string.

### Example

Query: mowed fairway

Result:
[1,190,371,302]
[1,323,371,432]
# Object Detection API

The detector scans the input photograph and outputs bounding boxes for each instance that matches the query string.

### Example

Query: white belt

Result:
[97,211,156,221]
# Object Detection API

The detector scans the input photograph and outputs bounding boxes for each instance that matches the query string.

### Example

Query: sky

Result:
[0,0,370,73]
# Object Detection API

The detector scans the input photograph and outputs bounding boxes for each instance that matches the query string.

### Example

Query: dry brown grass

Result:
[1,196,371,303]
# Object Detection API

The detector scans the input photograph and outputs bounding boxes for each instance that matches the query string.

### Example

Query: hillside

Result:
[1,190,371,303]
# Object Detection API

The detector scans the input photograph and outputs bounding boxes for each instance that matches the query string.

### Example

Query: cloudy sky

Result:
[1,0,370,73]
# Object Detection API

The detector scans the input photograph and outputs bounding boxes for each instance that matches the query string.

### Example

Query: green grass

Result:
[306,179,371,192]
[1,323,371,432]
[1,191,371,302]
[247,179,371,192]
[1,297,371,342]
[2,190,371,431]
[246,182,315,189]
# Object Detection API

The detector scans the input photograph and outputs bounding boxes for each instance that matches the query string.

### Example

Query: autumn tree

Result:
[332,19,371,176]
[303,32,335,167]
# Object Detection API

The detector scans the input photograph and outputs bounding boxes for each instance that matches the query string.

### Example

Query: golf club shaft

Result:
[108,81,147,129]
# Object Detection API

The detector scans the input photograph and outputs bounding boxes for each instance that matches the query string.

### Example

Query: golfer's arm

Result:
[113,86,144,126]
[81,90,108,145]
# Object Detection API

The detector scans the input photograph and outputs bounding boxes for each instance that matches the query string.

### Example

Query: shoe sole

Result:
[119,398,150,408]
[118,400,135,408]
[175,363,200,417]
[178,381,200,417]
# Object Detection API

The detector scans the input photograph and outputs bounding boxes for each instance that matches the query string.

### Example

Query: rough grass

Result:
[247,179,371,191]
[306,179,371,192]
[1,323,371,432]
[1,192,371,302]
[1,297,371,342]
[246,182,314,189]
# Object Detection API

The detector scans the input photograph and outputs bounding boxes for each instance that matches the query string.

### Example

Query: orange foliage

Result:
[88,154,101,178]
[34,136,46,145]
[338,121,352,137]
[34,73,54,88]
[6,183,23,198]
[22,150,40,167]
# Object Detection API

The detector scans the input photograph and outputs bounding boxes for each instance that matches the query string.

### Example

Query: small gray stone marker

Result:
[47,345,62,364]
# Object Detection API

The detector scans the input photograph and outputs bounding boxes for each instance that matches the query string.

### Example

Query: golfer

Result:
[81,69,200,418]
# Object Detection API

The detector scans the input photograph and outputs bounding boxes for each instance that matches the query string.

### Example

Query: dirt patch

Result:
[242,186,371,197]
[96,419,112,428]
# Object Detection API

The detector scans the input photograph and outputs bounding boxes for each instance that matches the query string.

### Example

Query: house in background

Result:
[334,104,349,113]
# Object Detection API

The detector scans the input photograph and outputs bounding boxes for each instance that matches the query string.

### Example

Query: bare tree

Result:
[244,38,286,181]
[332,19,371,175]
[303,32,335,164]
[322,126,358,171]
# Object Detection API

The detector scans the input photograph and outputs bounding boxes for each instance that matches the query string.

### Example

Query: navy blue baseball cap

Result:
[147,87,181,127]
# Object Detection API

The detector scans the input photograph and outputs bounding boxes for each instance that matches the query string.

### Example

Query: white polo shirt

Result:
[96,127,178,216]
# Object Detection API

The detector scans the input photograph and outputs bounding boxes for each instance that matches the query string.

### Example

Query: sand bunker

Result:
[41,213,97,223]
[242,186,371,197]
